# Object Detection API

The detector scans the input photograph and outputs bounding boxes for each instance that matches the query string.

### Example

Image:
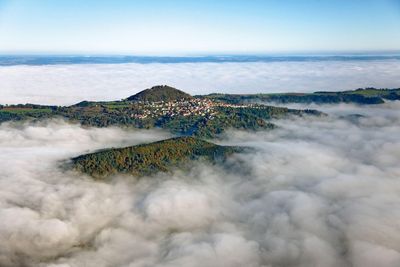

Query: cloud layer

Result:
[1,59,400,105]
[0,102,400,267]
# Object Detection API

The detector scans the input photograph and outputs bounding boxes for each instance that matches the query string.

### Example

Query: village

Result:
[130,98,263,119]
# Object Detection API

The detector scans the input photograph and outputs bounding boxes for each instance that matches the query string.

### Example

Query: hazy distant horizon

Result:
[2,50,400,56]
[1,54,400,66]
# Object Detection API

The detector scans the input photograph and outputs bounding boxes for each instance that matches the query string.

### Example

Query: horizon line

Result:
[1,50,400,57]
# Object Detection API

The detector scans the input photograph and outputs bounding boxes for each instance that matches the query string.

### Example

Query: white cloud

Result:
[0,103,400,266]
[1,60,400,105]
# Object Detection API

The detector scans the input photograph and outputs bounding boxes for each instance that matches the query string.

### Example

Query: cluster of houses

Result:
[130,98,213,119]
[130,98,264,119]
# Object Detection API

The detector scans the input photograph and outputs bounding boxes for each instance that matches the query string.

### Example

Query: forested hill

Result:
[71,136,244,178]
[126,85,193,102]
[203,88,400,105]
[0,85,323,138]
[6,86,397,138]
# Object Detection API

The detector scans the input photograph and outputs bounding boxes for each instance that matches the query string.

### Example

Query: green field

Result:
[0,108,53,114]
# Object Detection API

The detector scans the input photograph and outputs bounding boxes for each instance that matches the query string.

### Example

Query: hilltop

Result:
[71,136,244,178]
[126,85,193,102]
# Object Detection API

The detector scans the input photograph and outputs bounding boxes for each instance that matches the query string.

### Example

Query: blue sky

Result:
[0,0,399,55]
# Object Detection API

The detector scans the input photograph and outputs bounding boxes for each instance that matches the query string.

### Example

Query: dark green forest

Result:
[126,85,192,102]
[203,88,400,105]
[71,136,244,178]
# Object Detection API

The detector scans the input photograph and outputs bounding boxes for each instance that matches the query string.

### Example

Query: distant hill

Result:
[203,88,400,105]
[127,85,193,102]
[71,136,244,178]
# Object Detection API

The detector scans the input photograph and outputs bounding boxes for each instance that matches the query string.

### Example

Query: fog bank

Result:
[1,60,400,105]
[0,103,400,267]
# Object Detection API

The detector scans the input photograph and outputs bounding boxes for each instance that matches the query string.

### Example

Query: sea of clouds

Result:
[0,101,400,267]
[1,59,400,105]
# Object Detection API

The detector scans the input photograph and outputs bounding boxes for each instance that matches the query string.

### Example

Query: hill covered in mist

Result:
[71,136,244,178]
